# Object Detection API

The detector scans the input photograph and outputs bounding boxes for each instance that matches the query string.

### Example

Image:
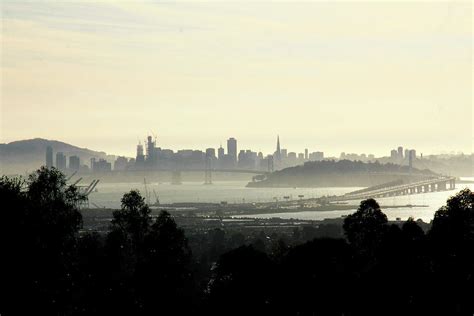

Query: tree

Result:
[276,238,353,314]
[106,193,195,313]
[343,198,388,254]
[0,167,85,315]
[110,190,152,245]
[137,211,194,311]
[427,189,474,314]
[429,188,474,244]
[402,217,425,242]
[207,245,274,314]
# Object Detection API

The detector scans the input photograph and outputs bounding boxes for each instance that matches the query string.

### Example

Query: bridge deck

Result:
[332,176,456,202]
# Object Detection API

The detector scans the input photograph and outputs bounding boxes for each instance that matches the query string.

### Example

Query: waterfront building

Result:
[46,146,53,168]
[398,146,404,159]
[69,155,80,171]
[56,152,66,171]
[218,145,224,160]
[227,138,237,165]
[114,156,129,171]
[206,148,216,159]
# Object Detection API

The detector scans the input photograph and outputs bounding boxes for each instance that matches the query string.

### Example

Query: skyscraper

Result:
[146,135,157,166]
[56,152,66,171]
[46,146,53,168]
[274,135,281,162]
[206,148,216,159]
[136,143,145,166]
[217,145,224,160]
[398,146,404,159]
[69,155,80,171]
[391,149,398,159]
[227,137,237,164]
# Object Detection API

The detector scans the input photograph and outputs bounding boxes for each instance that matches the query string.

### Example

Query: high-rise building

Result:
[309,151,324,161]
[114,156,129,171]
[69,156,80,171]
[304,148,308,160]
[56,152,66,171]
[136,143,145,165]
[46,146,53,168]
[92,159,112,172]
[398,146,404,159]
[391,149,398,159]
[281,149,287,160]
[217,146,225,160]
[274,135,281,162]
[227,138,237,164]
[146,135,157,166]
[206,148,216,159]
[408,149,416,169]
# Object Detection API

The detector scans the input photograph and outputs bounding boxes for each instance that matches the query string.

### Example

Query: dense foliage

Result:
[1,168,473,315]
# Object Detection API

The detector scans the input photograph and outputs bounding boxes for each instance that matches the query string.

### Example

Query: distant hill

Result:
[0,138,115,175]
[247,159,437,188]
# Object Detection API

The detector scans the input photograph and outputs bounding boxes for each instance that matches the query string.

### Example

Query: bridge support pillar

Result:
[430,183,436,192]
[449,179,456,190]
[416,186,423,193]
[437,181,447,191]
[423,185,429,193]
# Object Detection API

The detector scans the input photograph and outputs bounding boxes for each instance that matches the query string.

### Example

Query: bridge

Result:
[175,168,270,175]
[169,168,269,185]
[329,176,456,202]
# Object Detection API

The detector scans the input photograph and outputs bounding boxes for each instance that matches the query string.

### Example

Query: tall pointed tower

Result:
[275,135,281,163]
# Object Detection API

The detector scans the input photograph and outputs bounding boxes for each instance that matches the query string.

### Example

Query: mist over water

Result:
[88,181,362,207]
[88,179,474,222]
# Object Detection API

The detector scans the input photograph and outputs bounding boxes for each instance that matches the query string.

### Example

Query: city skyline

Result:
[43,133,432,174]
[2,2,472,157]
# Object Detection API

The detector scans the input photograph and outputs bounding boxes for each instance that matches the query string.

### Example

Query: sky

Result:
[1,1,472,157]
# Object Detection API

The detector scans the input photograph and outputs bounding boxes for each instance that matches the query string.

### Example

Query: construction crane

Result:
[152,189,160,206]
[83,179,100,196]
[66,171,77,181]
[144,178,151,203]
[71,177,83,186]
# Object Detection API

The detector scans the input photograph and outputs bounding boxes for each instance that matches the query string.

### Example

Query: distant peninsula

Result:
[247,160,436,188]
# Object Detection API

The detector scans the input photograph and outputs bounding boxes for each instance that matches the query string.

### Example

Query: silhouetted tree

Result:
[276,238,353,314]
[104,190,152,313]
[343,198,388,254]
[402,217,425,242]
[207,245,274,314]
[427,188,474,314]
[0,167,85,314]
[110,190,152,246]
[429,188,474,245]
[137,210,194,312]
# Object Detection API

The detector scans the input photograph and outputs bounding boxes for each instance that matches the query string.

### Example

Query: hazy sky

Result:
[1,1,472,157]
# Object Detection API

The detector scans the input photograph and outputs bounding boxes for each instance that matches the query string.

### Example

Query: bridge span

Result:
[168,168,269,184]
[330,176,456,202]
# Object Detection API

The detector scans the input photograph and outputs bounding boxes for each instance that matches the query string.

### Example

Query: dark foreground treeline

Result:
[1,168,474,315]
